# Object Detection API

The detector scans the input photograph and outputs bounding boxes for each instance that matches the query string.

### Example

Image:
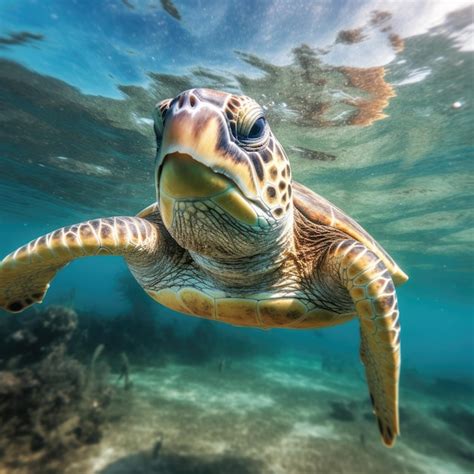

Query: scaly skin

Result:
[328,239,401,447]
[0,217,162,313]
[0,88,408,447]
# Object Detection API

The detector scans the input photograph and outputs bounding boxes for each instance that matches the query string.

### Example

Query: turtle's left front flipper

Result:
[0,217,162,313]
[331,240,401,447]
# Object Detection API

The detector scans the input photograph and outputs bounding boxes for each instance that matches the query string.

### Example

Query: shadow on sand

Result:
[99,449,264,474]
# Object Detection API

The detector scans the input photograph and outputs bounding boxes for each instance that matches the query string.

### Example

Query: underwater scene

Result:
[0,0,473,473]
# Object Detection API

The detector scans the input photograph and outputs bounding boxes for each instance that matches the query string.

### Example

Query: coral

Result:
[1,305,77,367]
[0,306,114,472]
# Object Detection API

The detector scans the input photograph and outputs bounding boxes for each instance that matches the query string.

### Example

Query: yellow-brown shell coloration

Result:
[293,182,408,286]
[0,88,408,449]
[145,286,353,330]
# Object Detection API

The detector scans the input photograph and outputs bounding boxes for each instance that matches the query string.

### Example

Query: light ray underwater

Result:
[0,1,473,473]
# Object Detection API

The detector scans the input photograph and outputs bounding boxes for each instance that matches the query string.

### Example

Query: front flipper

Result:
[0,217,162,313]
[332,240,401,447]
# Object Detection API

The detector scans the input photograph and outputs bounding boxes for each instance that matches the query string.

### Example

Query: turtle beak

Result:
[158,152,259,228]
[160,152,233,200]
[155,91,260,203]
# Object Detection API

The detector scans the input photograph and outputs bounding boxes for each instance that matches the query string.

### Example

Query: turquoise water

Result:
[0,1,473,472]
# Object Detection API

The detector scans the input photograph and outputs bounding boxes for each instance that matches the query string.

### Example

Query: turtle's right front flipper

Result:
[0,217,162,313]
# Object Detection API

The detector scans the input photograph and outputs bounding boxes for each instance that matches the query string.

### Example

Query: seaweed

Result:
[68,274,162,364]
[218,358,227,373]
[0,306,114,472]
[151,432,164,459]
[0,305,77,366]
[67,272,275,368]
[117,352,133,390]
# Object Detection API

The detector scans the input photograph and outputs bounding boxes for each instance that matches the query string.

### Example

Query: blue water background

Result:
[1,0,473,380]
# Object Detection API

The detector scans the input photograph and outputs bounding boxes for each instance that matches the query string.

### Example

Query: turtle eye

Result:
[236,102,269,145]
[153,98,172,144]
[246,117,266,140]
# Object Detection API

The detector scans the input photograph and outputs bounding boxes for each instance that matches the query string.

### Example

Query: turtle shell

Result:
[137,202,160,219]
[292,181,408,286]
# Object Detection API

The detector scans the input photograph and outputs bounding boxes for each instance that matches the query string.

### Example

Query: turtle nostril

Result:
[178,95,185,109]
[189,94,197,107]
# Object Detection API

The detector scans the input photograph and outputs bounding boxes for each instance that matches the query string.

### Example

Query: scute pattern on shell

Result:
[292,181,408,286]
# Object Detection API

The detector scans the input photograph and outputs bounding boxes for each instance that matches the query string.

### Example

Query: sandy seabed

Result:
[57,355,474,474]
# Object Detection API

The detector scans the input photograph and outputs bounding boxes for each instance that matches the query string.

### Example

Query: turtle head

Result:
[153,88,293,259]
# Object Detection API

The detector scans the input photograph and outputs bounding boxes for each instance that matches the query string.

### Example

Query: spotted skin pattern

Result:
[222,94,293,218]
[0,88,408,447]
[156,89,293,220]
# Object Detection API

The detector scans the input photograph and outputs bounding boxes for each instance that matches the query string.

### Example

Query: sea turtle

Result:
[0,88,408,446]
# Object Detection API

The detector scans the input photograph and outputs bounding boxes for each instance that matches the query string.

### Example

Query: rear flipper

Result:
[332,240,401,447]
[0,217,161,313]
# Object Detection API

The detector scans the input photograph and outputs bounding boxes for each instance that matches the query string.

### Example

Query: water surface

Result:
[0,1,473,472]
